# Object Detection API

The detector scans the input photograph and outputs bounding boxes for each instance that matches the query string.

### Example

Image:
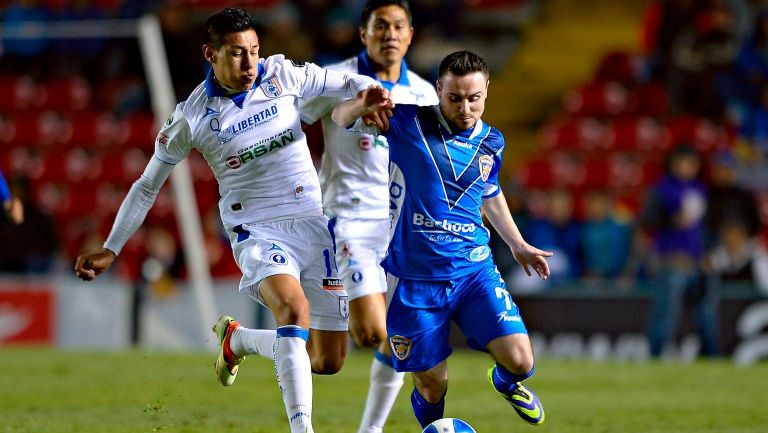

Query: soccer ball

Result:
[422,418,477,433]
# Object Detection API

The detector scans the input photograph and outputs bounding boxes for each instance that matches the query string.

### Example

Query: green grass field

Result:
[1,348,766,433]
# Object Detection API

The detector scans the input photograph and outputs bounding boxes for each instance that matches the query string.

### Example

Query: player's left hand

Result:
[363,110,392,132]
[512,243,553,280]
[359,85,393,114]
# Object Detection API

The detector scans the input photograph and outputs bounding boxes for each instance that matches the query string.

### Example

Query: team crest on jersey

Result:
[339,295,349,319]
[390,335,412,361]
[479,155,494,182]
[260,75,282,98]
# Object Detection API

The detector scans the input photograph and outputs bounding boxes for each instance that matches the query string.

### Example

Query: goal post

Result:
[1,15,219,349]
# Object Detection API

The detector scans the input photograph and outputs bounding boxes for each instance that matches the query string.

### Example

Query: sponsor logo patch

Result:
[323,278,343,291]
[156,132,169,146]
[390,335,412,360]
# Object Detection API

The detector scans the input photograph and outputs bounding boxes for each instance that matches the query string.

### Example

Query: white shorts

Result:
[330,217,389,301]
[231,216,349,331]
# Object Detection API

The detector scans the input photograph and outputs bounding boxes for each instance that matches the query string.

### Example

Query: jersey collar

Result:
[357,50,410,91]
[433,105,486,139]
[204,62,266,108]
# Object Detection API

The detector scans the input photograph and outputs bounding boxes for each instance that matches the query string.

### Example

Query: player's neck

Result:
[374,62,401,83]
[214,75,242,95]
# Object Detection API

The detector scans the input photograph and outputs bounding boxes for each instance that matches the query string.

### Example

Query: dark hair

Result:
[438,51,488,79]
[360,0,412,27]
[204,8,258,48]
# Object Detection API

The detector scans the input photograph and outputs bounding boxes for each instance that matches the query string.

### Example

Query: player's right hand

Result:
[74,249,117,281]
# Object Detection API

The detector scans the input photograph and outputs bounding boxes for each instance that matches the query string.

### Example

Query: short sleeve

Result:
[482,132,505,198]
[299,94,336,124]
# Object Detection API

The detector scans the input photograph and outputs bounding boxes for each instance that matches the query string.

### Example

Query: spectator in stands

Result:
[580,189,633,284]
[312,7,359,66]
[703,149,761,247]
[704,218,768,295]
[510,188,580,291]
[0,168,23,225]
[720,9,768,121]
[0,177,58,273]
[667,1,740,120]
[641,145,721,357]
[641,0,705,82]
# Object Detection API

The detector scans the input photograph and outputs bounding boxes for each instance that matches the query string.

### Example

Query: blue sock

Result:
[492,364,534,394]
[410,387,445,428]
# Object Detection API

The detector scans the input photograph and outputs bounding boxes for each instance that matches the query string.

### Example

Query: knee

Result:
[272,297,310,326]
[311,353,346,375]
[414,381,446,404]
[497,343,535,375]
[350,322,387,348]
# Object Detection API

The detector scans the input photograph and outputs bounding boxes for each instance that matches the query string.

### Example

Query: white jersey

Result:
[301,53,438,219]
[156,54,378,230]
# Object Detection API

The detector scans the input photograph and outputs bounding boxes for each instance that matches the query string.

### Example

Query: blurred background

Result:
[1,0,767,364]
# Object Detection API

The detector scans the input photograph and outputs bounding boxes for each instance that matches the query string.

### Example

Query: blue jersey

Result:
[383,104,505,280]
[0,168,10,203]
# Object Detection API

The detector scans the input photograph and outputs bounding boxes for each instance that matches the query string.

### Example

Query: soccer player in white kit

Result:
[74,8,388,433]
[300,2,437,433]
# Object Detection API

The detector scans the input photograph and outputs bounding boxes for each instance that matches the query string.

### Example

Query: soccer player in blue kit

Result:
[300,2,437,432]
[332,50,553,428]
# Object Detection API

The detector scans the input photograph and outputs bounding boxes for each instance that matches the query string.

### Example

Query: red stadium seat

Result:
[540,116,608,153]
[64,111,124,150]
[517,152,586,189]
[631,82,668,116]
[604,116,664,152]
[38,76,92,111]
[594,50,644,85]
[563,81,630,117]
[117,112,157,148]
[663,116,733,154]
[0,75,39,112]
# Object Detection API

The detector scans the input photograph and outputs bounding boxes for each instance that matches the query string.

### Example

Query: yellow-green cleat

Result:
[487,366,545,425]
[213,315,243,386]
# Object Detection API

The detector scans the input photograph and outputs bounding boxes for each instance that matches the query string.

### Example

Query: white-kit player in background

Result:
[74,8,390,433]
[300,1,437,433]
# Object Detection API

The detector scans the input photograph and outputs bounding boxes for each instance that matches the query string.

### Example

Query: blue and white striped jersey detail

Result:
[383,104,505,280]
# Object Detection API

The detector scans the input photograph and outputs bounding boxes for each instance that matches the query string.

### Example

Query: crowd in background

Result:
[1,0,768,306]
[494,0,768,300]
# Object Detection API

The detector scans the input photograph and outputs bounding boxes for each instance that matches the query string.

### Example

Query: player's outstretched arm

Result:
[482,193,553,279]
[331,86,393,129]
[73,156,174,281]
[75,248,117,281]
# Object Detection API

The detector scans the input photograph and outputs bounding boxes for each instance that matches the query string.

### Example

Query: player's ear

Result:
[359,26,368,46]
[202,45,215,64]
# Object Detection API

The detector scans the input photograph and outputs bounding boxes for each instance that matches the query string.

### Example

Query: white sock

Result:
[357,353,405,433]
[230,327,276,360]
[274,326,313,433]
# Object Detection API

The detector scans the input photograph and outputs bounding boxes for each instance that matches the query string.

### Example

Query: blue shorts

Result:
[386,261,528,372]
